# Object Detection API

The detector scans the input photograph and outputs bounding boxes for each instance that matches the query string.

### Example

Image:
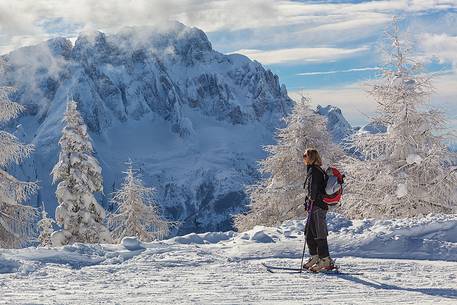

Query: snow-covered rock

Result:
[1,21,292,234]
[121,236,145,251]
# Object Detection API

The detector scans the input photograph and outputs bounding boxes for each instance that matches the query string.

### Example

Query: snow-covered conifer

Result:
[109,162,174,242]
[51,100,112,246]
[234,96,343,231]
[0,86,38,248]
[342,18,457,219]
[37,203,55,247]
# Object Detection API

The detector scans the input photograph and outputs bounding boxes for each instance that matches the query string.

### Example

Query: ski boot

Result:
[309,257,336,273]
[302,255,319,270]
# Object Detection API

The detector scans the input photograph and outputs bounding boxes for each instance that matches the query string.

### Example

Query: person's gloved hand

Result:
[304,197,314,211]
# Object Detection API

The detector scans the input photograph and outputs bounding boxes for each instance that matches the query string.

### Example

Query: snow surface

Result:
[1,213,457,304]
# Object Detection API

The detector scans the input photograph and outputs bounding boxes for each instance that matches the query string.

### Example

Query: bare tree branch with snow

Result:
[342,17,457,219]
[109,162,176,242]
[0,86,37,248]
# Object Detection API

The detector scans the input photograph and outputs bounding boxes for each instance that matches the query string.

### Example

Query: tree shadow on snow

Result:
[338,274,457,300]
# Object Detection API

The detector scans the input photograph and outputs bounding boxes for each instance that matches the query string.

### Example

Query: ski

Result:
[262,263,303,273]
[309,269,364,276]
[262,262,364,275]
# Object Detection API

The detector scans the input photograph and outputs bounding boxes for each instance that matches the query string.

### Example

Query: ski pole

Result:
[299,200,313,273]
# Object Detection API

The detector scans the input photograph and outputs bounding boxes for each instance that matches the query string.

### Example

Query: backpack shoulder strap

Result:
[316,166,328,178]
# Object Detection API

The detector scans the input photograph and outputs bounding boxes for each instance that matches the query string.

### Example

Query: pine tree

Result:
[108,162,174,242]
[0,86,38,248]
[234,96,343,231]
[342,18,457,219]
[37,203,54,247]
[51,100,112,246]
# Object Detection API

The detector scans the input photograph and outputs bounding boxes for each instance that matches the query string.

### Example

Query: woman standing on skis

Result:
[302,148,334,272]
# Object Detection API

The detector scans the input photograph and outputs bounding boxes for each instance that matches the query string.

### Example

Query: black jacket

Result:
[304,165,327,210]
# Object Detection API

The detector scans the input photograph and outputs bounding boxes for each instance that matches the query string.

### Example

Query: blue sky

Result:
[0,0,456,129]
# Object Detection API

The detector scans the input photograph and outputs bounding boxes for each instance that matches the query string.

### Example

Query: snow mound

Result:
[326,213,457,261]
[251,231,274,243]
[0,254,21,274]
[0,242,149,273]
[121,237,145,251]
[171,231,236,244]
[224,213,457,262]
[236,226,277,243]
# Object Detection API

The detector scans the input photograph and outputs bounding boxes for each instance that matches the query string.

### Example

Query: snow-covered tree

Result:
[108,162,175,242]
[51,100,112,246]
[37,203,55,247]
[342,18,457,219]
[0,86,38,248]
[234,96,343,231]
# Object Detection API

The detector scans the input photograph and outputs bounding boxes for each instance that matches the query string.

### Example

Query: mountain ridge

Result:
[0,22,292,233]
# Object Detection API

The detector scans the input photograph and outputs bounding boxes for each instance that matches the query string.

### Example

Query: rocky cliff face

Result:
[0,22,292,233]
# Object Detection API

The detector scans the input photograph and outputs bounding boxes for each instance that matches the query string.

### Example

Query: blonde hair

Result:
[303,149,323,166]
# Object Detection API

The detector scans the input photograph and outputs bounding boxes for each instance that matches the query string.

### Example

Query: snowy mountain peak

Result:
[0,22,293,233]
[46,37,73,58]
[72,30,109,58]
[316,104,353,143]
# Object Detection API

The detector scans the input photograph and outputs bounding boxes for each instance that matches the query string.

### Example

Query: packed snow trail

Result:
[1,245,456,304]
[1,214,457,304]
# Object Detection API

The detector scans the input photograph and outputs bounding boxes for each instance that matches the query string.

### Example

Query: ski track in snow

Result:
[2,214,457,304]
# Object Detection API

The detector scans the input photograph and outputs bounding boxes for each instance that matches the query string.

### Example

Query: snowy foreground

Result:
[1,213,457,304]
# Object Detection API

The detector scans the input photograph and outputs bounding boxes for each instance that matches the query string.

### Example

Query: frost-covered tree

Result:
[37,203,55,247]
[108,163,174,242]
[234,96,343,231]
[51,101,112,246]
[0,86,38,248]
[342,18,457,219]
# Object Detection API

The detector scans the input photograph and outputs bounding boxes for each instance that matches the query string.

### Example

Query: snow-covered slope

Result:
[356,121,388,134]
[0,22,292,233]
[1,214,457,304]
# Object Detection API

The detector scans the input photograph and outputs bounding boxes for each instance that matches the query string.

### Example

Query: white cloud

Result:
[297,67,381,76]
[289,83,376,127]
[289,69,457,130]
[1,0,455,54]
[418,33,457,67]
[232,46,370,65]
